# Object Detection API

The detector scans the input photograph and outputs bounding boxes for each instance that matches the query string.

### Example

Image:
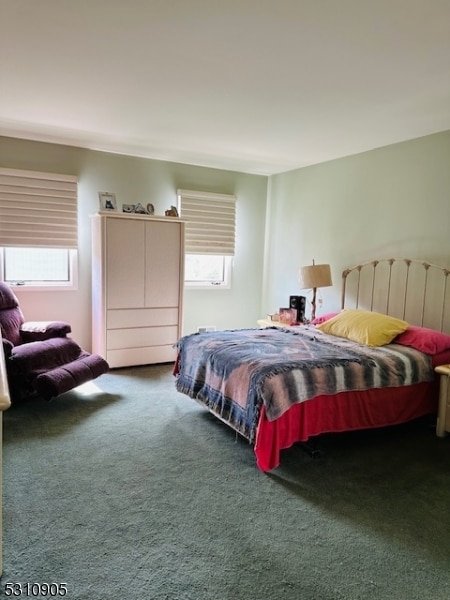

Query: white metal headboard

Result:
[341,258,450,333]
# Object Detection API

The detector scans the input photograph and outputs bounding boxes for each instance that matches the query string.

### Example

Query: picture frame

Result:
[99,192,117,212]
[279,307,297,324]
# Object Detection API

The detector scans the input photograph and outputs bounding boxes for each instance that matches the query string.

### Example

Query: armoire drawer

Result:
[107,307,179,329]
[107,325,178,350]
[107,345,177,368]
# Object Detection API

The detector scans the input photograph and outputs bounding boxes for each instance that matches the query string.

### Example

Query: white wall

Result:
[0,136,268,351]
[263,131,450,321]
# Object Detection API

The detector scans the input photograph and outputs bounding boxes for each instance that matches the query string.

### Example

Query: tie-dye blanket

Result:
[175,327,434,443]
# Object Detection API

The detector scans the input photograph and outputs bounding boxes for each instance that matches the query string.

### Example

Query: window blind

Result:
[178,189,236,256]
[0,167,78,249]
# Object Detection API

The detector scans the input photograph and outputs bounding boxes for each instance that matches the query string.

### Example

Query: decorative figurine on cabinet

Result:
[165,205,179,217]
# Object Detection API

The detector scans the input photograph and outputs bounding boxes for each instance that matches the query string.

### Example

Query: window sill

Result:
[185,283,231,290]
[8,283,78,292]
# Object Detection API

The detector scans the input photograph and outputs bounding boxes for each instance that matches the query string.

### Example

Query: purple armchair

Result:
[0,282,109,402]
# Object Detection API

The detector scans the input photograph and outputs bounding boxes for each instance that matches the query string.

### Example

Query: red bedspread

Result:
[254,381,438,471]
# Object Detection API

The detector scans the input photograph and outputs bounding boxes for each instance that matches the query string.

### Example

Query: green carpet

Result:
[2,364,450,600]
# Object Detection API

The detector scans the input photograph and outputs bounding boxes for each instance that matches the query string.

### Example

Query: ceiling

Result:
[1,0,450,176]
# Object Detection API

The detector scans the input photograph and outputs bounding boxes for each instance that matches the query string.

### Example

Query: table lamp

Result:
[298,260,332,321]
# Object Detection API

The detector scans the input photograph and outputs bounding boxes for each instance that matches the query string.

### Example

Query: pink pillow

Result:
[311,311,339,325]
[432,349,450,368]
[394,325,450,355]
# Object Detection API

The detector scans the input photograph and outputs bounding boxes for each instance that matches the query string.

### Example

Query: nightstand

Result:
[258,319,286,328]
[257,319,300,328]
[435,364,450,437]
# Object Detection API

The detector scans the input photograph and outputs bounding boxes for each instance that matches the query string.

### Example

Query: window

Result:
[0,168,78,290]
[178,189,236,289]
[184,254,233,288]
[1,247,77,289]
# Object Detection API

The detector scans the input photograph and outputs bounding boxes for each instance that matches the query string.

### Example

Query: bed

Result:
[174,258,450,471]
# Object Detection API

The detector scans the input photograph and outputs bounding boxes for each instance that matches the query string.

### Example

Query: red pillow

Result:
[394,326,450,355]
[311,312,339,325]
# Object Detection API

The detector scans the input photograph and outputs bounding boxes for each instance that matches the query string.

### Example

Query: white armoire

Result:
[91,212,185,368]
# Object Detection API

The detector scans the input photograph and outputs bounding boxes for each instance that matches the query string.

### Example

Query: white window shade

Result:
[178,189,236,256]
[0,167,78,249]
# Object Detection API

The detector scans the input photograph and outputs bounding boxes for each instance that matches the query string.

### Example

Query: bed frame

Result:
[341,258,450,333]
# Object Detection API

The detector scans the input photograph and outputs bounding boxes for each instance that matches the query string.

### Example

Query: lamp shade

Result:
[298,263,332,290]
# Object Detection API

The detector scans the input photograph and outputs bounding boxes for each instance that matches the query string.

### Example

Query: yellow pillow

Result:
[316,309,409,347]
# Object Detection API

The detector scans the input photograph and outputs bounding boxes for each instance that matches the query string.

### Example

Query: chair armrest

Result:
[20,321,71,342]
[9,337,82,373]
[2,338,13,359]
